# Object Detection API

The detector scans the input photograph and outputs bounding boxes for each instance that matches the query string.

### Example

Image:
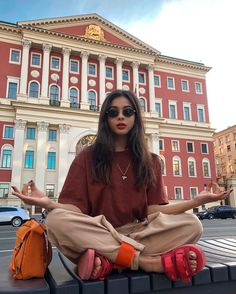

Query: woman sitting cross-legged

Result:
[12,90,232,282]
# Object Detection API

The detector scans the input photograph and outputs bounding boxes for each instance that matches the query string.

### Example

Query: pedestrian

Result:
[12,90,232,282]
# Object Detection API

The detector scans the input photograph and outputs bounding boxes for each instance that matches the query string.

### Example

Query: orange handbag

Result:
[9,218,52,279]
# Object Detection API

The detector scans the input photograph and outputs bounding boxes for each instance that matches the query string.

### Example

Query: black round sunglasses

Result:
[106,107,136,118]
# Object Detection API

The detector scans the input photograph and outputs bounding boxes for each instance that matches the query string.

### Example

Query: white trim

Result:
[190,187,198,199]
[2,125,14,140]
[138,71,146,85]
[181,79,189,92]
[49,83,61,100]
[168,100,177,119]
[188,157,197,177]
[50,56,61,71]
[69,86,79,102]
[9,48,21,64]
[167,76,175,90]
[88,62,97,77]
[202,158,211,178]
[195,82,203,94]
[70,59,80,74]
[88,89,98,106]
[6,77,20,99]
[155,98,163,117]
[28,80,40,98]
[197,104,206,122]
[174,186,184,200]
[186,141,195,153]
[122,68,130,82]
[30,52,42,68]
[171,139,180,152]
[183,102,192,121]
[159,155,166,176]
[0,144,13,169]
[0,182,10,198]
[201,142,209,154]
[24,149,35,169]
[159,138,164,151]
[172,155,182,176]
[154,74,161,88]
[105,65,114,80]
[139,96,147,112]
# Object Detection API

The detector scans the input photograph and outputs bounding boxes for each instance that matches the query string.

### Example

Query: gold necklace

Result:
[117,161,131,180]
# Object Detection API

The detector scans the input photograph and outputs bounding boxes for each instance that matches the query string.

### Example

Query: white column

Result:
[132,61,139,96]
[98,54,107,107]
[11,119,27,188]
[58,124,71,194]
[115,58,124,89]
[80,51,89,110]
[148,64,156,113]
[61,47,71,108]
[40,44,52,104]
[18,39,31,101]
[35,122,49,192]
[150,133,159,155]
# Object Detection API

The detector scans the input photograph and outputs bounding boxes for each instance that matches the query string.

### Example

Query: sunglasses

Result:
[106,107,136,118]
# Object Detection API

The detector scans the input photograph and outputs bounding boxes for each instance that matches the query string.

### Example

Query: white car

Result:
[0,206,30,227]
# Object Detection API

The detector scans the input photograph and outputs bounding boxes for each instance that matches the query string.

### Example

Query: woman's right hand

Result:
[12,180,53,209]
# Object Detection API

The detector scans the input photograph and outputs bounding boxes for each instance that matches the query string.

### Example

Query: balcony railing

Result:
[89,105,99,111]
[70,102,80,109]
[49,99,60,107]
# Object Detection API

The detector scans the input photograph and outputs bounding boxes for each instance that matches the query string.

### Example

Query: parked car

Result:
[0,206,30,227]
[196,205,236,220]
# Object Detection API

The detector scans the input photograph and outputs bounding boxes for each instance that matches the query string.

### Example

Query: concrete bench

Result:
[1,238,236,294]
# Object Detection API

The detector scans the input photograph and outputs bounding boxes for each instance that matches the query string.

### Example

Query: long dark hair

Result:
[91,90,156,189]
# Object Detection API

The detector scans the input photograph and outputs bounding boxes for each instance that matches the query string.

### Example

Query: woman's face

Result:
[107,96,136,137]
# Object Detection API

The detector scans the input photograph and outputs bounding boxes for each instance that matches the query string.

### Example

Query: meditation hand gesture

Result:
[194,181,233,206]
[12,180,53,209]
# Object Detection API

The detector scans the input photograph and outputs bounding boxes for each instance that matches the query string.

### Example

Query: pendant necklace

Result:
[117,161,131,180]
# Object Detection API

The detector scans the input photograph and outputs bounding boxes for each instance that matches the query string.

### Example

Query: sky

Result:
[0,0,235,132]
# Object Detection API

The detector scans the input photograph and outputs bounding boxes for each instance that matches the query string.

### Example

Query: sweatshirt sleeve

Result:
[147,155,169,206]
[58,150,90,214]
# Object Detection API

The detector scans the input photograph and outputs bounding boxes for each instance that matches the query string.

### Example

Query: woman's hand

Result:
[11,180,53,209]
[194,181,233,206]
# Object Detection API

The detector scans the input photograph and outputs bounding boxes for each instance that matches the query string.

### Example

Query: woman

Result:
[12,90,232,282]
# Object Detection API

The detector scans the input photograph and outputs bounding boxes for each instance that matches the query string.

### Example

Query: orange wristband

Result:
[115,242,136,268]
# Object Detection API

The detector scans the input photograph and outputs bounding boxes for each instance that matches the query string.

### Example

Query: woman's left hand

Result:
[194,181,233,206]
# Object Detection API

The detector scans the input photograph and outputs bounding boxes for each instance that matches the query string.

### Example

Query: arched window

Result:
[50,85,59,101]
[88,90,97,110]
[188,157,197,177]
[139,97,146,112]
[172,156,182,176]
[29,82,39,98]
[159,155,166,175]
[1,144,13,168]
[202,158,211,177]
[70,88,78,107]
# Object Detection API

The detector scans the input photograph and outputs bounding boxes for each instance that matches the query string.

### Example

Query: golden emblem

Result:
[84,25,105,41]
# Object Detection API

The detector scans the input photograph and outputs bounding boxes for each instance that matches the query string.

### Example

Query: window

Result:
[190,187,198,199]
[202,158,211,177]
[183,103,191,120]
[159,139,164,151]
[175,187,183,200]
[139,98,146,112]
[26,127,35,140]
[10,49,21,64]
[188,158,197,177]
[69,88,78,107]
[122,69,129,81]
[154,75,160,87]
[24,151,34,169]
[1,150,12,168]
[49,129,57,141]
[50,85,59,101]
[105,67,113,79]
[31,53,41,67]
[3,126,13,139]
[187,142,194,153]
[169,102,177,119]
[159,156,166,175]
[88,63,97,76]
[8,82,17,99]
[226,135,230,142]
[201,143,208,154]
[173,156,181,176]
[181,80,189,92]
[167,77,175,89]
[51,57,60,70]
[197,105,205,122]
[29,82,39,98]
[195,82,202,94]
[172,140,180,152]
[88,90,97,110]
[70,60,79,73]
[138,73,145,84]
[227,145,231,152]
[0,183,9,197]
[47,152,56,169]
[155,101,162,117]
[46,184,55,198]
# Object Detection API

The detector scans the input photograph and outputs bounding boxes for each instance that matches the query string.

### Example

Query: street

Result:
[0,218,236,258]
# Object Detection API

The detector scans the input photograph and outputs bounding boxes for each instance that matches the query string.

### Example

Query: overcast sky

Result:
[0,0,235,132]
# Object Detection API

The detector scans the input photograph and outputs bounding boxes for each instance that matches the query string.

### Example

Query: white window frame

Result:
[197,104,205,122]
[50,56,61,71]
[195,82,203,94]
[70,59,80,74]
[138,72,146,85]
[49,83,61,101]
[202,158,211,178]
[154,74,161,88]
[190,187,198,199]
[174,186,184,200]
[88,62,97,77]
[183,102,192,121]
[9,48,21,64]
[6,76,20,99]
[169,100,177,119]
[167,77,175,90]
[105,66,114,80]
[159,139,164,151]
[188,157,197,177]
[201,142,209,154]
[88,89,98,108]
[30,52,42,68]
[181,79,189,92]
[172,156,182,176]
[186,141,195,153]
[122,69,130,82]
[171,140,180,152]
[3,125,14,140]
[28,80,40,98]
[0,182,10,198]
[159,155,166,176]
[0,144,13,169]
[139,96,147,112]
[155,98,162,117]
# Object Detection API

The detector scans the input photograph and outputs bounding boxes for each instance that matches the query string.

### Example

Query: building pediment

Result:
[17,13,160,55]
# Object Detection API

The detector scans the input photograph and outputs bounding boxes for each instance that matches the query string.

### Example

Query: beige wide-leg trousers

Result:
[45,208,203,270]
